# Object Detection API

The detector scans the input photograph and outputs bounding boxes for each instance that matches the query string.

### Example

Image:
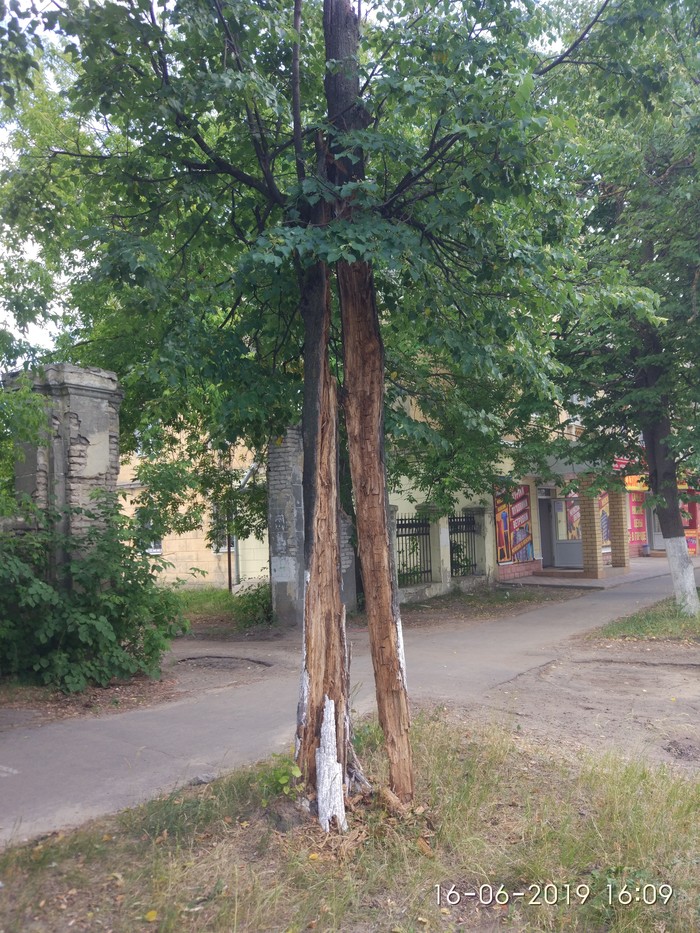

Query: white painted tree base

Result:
[316,695,348,832]
[665,536,700,616]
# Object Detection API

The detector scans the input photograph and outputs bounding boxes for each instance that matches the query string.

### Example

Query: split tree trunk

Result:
[338,260,414,801]
[295,261,350,831]
[643,419,699,616]
[323,0,414,802]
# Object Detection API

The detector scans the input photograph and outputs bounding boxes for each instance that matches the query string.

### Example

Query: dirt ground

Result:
[2,587,699,780]
[472,634,700,775]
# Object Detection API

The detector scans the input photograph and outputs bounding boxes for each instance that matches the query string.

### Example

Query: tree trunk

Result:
[643,419,699,616]
[323,0,414,802]
[339,260,414,802]
[295,261,350,831]
[634,251,699,616]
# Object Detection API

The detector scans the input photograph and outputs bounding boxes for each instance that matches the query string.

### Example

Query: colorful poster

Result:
[494,485,534,564]
[565,496,581,540]
[599,492,611,547]
[628,490,648,544]
[685,530,697,557]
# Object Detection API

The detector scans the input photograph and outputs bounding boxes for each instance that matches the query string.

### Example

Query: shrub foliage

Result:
[0,495,187,692]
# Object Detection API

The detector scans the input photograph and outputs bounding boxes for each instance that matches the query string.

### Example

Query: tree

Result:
[549,0,700,613]
[0,0,622,822]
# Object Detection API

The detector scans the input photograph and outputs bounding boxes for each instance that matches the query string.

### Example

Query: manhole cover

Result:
[177,656,271,671]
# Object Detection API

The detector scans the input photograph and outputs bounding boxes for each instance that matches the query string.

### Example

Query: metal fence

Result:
[448,513,481,577]
[395,514,432,586]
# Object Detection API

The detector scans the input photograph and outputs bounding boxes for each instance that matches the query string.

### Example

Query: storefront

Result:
[625,475,699,556]
[497,475,629,580]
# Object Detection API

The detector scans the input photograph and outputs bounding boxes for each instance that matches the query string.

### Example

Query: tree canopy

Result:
[549,0,700,611]
[0,0,591,519]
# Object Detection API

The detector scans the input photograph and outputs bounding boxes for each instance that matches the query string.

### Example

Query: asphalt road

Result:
[0,569,686,847]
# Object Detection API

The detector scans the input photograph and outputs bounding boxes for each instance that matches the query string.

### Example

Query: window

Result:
[210,504,234,553]
[555,497,581,541]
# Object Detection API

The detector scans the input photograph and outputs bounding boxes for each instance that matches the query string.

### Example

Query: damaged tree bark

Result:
[294,0,414,825]
[339,261,414,801]
[324,0,414,802]
[296,260,350,831]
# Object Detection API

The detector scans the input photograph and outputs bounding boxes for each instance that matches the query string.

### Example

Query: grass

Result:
[177,583,273,633]
[2,710,698,932]
[596,592,700,642]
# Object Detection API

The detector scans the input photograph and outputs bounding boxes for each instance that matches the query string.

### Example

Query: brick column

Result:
[609,487,630,569]
[3,364,123,577]
[267,426,358,623]
[580,477,604,579]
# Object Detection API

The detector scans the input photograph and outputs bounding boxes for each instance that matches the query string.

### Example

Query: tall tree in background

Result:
[549,0,700,613]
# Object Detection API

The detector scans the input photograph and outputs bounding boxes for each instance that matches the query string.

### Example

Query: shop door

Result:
[552,498,583,568]
[647,509,666,550]
[538,499,554,567]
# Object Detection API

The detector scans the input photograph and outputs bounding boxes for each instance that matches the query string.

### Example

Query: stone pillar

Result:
[580,477,604,579]
[463,507,487,575]
[267,425,358,624]
[5,364,122,537]
[267,425,306,627]
[609,487,630,569]
[388,504,399,586]
[339,509,357,613]
[418,504,451,586]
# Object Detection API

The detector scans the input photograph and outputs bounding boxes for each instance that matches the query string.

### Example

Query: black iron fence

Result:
[449,513,481,577]
[395,514,432,586]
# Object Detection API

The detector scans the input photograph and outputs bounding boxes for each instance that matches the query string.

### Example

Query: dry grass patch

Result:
[595,595,700,643]
[1,710,698,932]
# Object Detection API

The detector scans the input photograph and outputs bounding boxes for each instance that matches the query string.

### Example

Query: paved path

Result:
[0,568,689,847]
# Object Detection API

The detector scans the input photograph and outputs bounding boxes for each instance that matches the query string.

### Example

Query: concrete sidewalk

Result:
[0,567,690,847]
[514,556,689,589]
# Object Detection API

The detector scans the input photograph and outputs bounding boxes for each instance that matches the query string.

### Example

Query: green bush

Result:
[0,495,187,692]
[230,583,273,630]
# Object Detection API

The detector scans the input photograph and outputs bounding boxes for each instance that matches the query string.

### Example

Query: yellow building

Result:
[117,456,269,589]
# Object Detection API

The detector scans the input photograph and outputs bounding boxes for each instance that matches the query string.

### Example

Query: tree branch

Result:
[535,0,613,77]
[212,0,284,204]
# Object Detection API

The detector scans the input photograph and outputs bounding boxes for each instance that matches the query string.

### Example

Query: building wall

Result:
[153,524,269,588]
[117,455,269,589]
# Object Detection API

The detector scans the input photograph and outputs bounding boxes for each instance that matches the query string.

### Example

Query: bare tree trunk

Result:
[295,261,350,831]
[323,0,414,802]
[643,420,699,616]
[635,313,699,616]
[633,250,699,616]
[338,260,414,801]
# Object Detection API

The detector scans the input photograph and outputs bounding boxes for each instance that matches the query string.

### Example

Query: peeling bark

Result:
[295,261,352,795]
[339,260,414,802]
[316,695,348,831]
[323,0,414,802]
